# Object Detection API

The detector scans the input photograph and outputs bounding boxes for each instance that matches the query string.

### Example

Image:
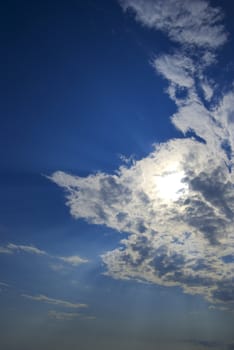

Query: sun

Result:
[155,171,188,201]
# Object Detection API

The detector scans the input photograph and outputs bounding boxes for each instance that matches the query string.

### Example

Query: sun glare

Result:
[155,171,188,201]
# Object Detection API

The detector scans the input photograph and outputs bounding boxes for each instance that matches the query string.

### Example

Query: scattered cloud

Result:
[153,53,195,88]
[200,79,214,102]
[49,263,67,272]
[119,0,228,48]
[0,246,12,254]
[50,0,234,308]
[59,255,89,266]
[0,243,47,255]
[0,281,9,292]
[208,304,232,313]
[0,282,9,287]
[22,294,88,309]
[6,243,47,255]
[48,310,96,321]
[0,242,88,269]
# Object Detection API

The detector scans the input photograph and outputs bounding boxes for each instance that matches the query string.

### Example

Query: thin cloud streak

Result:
[7,243,47,255]
[0,242,89,268]
[22,294,88,309]
[0,246,12,254]
[0,282,9,287]
[48,310,81,321]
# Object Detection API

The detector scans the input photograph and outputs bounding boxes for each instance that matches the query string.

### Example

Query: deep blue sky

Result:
[1,1,234,349]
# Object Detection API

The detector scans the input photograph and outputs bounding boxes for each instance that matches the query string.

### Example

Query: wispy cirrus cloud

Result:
[6,243,47,255]
[0,281,9,292]
[48,310,81,321]
[22,294,88,309]
[0,246,13,254]
[50,0,234,308]
[0,282,9,287]
[0,242,89,268]
[48,310,96,321]
[0,243,47,256]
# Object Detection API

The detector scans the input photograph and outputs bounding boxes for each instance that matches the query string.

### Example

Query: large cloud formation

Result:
[50,0,234,308]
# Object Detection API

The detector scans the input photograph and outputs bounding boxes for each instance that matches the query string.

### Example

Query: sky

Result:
[1,0,234,349]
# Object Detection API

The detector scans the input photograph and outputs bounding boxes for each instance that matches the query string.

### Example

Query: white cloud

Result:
[153,53,195,88]
[0,282,9,287]
[0,281,9,292]
[0,246,12,254]
[7,243,47,255]
[22,294,88,309]
[208,305,231,312]
[50,0,234,308]
[49,263,66,272]
[48,310,96,321]
[0,242,89,269]
[119,0,227,48]
[200,79,214,102]
[51,131,234,306]
[60,255,89,266]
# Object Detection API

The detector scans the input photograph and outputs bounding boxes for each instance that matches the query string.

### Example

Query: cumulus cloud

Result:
[51,134,234,306]
[22,294,88,309]
[50,0,234,308]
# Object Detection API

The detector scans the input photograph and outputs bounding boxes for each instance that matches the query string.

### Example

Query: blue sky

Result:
[1,0,234,349]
